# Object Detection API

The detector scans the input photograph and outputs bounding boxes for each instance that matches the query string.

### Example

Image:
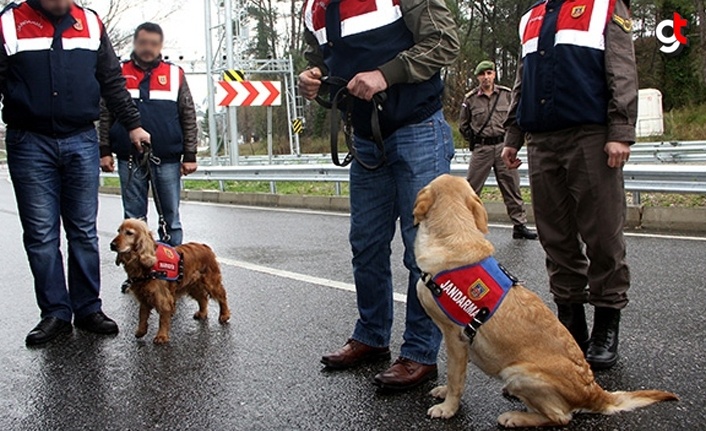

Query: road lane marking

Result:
[217,257,408,303]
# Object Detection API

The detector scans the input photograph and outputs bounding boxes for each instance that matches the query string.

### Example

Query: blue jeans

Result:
[7,129,102,322]
[117,159,183,245]
[349,110,454,365]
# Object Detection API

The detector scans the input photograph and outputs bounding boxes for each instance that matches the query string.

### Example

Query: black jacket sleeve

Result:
[98,98,116,157]
[178,76,198,163]
[95,27,141,131]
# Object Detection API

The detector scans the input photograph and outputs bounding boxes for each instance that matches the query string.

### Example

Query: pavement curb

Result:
[99,187,706,233]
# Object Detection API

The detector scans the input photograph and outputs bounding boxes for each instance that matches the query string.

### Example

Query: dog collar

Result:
[421,257,518,343]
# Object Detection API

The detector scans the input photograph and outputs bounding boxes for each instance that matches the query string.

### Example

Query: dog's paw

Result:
[153,334,169,344]
[427,402,458,419]
[193,311,208,320]
[218,312,231,324]
[498,411,527,428]
[430,385,448,399]
[135,328,147,338]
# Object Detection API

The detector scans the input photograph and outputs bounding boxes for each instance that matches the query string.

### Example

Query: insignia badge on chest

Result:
[571,5,586,18]
[158,75,168,85]
[73,18,83,31]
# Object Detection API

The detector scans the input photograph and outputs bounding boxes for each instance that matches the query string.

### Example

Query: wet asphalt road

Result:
[0,167,704,431]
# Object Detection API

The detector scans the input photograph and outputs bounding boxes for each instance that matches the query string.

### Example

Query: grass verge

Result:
[102,177,703,207]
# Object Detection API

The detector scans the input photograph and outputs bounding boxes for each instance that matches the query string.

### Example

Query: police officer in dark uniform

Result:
[0,0,149,345]
[502,0,637,370]
[459,60,536,240]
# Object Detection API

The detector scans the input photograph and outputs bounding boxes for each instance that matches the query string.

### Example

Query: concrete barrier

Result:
[99,187,705,233]
[641,206,706,232]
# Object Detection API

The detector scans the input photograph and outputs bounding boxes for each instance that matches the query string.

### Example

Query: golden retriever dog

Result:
[413,174,677,428]
[111,218,231,344]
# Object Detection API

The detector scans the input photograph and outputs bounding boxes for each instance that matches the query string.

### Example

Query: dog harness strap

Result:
[464,307,489,344]
[421,271,443,297]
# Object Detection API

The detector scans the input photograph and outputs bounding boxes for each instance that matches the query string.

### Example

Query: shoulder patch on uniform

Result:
[464,88,478,99]
[612,13,632,33]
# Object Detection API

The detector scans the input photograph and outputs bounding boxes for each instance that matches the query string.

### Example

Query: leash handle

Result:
[319,75,387,171]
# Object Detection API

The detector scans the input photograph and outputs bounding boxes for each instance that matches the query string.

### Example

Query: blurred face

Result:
[134,30,163,63]
[476,70,496,91]
[40,0,73,15]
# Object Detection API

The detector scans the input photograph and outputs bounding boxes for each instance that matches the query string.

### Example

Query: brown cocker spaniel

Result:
[111,218,231,344]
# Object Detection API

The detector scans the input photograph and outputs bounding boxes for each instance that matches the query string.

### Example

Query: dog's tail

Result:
[593,389,678,415]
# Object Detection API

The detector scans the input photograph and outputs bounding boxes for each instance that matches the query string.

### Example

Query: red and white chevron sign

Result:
[217,80,282,107]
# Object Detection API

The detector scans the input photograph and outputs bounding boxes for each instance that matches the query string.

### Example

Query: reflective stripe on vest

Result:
[122,61,181,102]
[519,0,616,58]
[304,0,402,45]
[1,4,101,56]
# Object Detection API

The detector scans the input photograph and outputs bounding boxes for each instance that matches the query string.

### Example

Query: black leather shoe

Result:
[26,316,72,346]
[586,307,621,370]
[74,311,119,335]
[557,303,589,353]
[512,224,538,240]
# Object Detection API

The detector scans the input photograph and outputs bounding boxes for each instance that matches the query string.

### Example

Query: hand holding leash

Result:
[129,127,151,153]
[298,67,323,100]
[347,70,388,102]
[314,75,388,171]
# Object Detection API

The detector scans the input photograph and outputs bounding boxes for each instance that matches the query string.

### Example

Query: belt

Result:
[473,135,504,146]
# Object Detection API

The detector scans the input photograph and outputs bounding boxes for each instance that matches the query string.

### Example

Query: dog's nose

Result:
[110,241,117,251]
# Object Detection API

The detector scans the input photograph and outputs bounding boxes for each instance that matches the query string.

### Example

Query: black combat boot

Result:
[512,224,538,240]
[557,303,589,353]
[586,307,621,370]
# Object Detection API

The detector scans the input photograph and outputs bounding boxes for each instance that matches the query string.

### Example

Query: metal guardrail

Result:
[198,141,706,166]
[102,163,706,198]
[102,141,706,203]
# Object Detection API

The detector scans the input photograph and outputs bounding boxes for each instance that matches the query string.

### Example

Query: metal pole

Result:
[287,55,300,155]
[204,0,218,165]
[224,0,239,165]
[267,106,273,164]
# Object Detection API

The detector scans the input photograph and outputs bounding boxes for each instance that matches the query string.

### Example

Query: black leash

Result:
[315,76,387,171]
[126,143,171,243]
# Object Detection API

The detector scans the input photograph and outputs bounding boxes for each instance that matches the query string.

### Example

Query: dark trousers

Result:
[7,129,103,321]
[526,125,630,309]
[466,143,527,226]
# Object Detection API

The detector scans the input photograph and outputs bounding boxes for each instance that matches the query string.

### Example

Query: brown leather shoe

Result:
[373,357,438,391]
[321,339,391,370]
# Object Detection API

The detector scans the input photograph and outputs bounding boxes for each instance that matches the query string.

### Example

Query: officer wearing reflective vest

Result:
[502,0,637,370]
[99,22,198,256]
[0,0,150,346]
[299,0,459,390]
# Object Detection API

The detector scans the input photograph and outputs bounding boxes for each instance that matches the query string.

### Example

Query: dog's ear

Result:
[466,191,489,234]
[135,225,157,267]
[413,185,435,226]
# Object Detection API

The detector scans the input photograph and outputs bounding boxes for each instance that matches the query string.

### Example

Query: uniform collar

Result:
[477,85,499,97]
[131,52,163,72]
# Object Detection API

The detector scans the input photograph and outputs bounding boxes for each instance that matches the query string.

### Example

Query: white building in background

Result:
[637,88,664,138]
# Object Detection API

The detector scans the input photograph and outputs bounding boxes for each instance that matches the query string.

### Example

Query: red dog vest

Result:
[430,257,515,327]
[151,243,182,281]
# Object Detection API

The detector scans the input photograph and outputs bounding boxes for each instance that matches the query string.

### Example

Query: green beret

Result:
[474,60,495,75]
